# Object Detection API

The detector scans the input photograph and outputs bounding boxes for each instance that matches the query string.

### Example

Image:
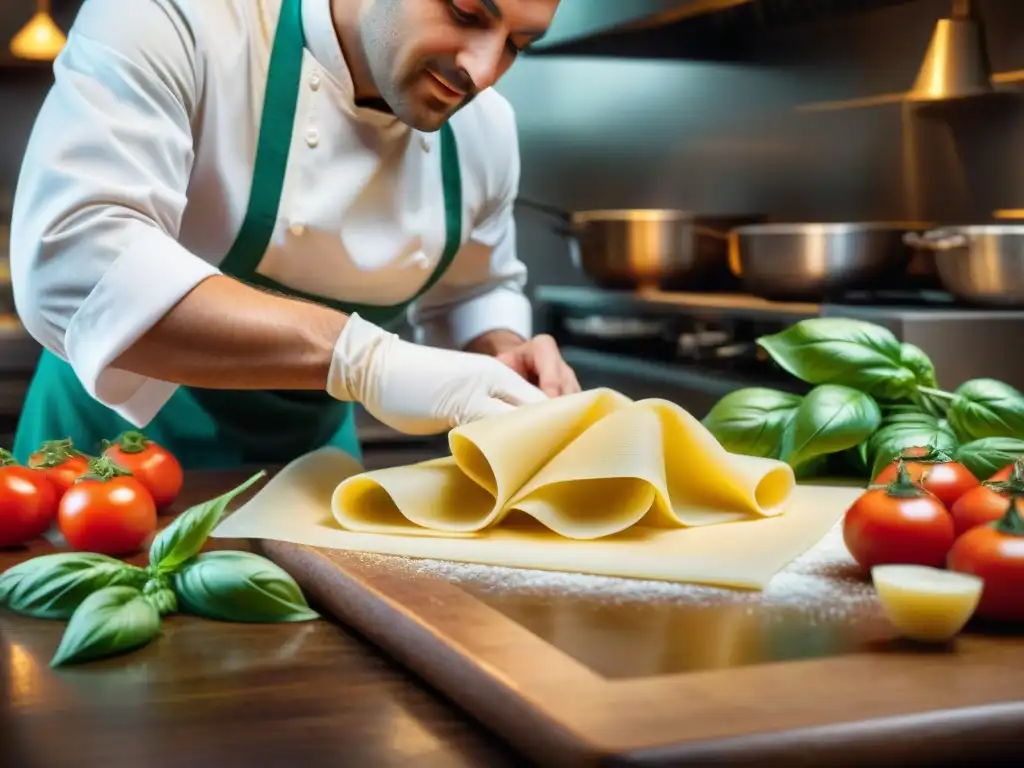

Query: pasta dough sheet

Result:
[211,446,863,589]
[332,388,797,540]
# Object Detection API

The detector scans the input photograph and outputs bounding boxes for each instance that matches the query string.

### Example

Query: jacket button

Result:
[309,72,321,91]
[306,128,319,148]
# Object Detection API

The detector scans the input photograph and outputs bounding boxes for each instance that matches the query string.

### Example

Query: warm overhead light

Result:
[10,1,67,62]
[906,0,992,102]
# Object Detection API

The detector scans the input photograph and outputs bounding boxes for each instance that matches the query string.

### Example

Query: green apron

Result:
[13,0,464,470]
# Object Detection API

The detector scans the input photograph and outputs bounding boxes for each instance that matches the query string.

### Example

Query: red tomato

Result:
[0,454,59,547]
[948,497,1024,622]
[844,461,956,572]
[58,456,157,556]
[872,446,979,508]
[989,465,1013,483]
[950,486,1024,537]
[988,457,1024,484]
[952,458,1024,536]
[102,431,183,510]
[28,439,90,496]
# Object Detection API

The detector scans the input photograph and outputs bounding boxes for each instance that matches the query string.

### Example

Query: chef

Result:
[9,0,580,470]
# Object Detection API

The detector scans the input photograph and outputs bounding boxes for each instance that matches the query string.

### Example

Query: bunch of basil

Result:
[0,471,319,667]
[702,318,1024,481]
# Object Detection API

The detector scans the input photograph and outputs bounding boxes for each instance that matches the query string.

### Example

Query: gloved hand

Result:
[326,312,549,435]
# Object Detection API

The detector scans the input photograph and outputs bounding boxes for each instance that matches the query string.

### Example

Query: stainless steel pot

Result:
[904,225,1024,306]
[517,200,763,291]
[731,222,928,301]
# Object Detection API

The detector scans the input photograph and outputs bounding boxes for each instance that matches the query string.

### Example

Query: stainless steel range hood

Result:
[533,0,920,52]
[535,0,740,48]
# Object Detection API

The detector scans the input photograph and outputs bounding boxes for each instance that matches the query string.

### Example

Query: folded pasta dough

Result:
[332,388,795,540]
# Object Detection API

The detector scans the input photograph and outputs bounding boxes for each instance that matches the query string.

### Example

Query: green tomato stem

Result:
[883,460,928,499]
[995,494,1024,537]
[30,438,87,468]
[101,430,151,455]
[896,444,952,464]
[80,455,134,483]
[0,448,16,467]
[985,457,1024,496]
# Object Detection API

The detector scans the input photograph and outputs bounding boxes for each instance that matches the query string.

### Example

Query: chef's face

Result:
[359,0,559,131]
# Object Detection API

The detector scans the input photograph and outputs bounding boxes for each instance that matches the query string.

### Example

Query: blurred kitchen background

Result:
[2,0,1024,451]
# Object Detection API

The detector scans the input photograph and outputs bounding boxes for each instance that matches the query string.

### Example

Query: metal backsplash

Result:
[498,0,1024,288]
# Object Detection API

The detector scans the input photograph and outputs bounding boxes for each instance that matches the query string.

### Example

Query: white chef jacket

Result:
[9,0,532,428]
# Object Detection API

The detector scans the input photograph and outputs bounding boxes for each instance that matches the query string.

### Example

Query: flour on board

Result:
[348,521,878,618]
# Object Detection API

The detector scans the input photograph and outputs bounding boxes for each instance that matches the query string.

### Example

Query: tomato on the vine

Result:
[844,460,956,572]
[28,439,90,496]
[0,449,59,547]
[58,456,157,556]
[950,459,1024,537]
[102,430,183,510]
[872,446,979,509]
[948,495,1024,622]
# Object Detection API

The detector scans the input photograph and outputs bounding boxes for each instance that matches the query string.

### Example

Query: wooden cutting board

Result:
[257,534,1024,766]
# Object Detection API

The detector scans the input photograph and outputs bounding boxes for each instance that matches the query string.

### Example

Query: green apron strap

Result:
[217,0,305,277]
[239,125,463,325]
[220,0,463,324]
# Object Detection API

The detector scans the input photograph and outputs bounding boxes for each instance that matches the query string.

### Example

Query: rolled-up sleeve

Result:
[407,104,532,350]
[10,0,221,425]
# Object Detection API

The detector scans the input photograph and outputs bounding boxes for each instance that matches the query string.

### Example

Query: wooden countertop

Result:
[0,446,519,767]
[2,448,1022,766]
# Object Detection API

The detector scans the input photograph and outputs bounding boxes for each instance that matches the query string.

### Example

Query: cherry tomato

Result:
[58,456,157,556]
[28,438,90,496]
[0,449,59,547]
[952,458,1024,537]
[988,457,1024,484]
[948,496,1024,622]
[844,460,956,572]
[872,446,979,509]
[102,431,183,510]
[950,486,1024,538]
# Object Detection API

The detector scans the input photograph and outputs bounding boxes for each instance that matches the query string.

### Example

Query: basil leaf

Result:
[50,586,161,667]
[0,553,147,620]
[954,437,1024,480]
[856,440,869,468]
[702,388,802,459]
[149,471,267,575]
[880,411,939,428]
[947,379,1024,442]
[782,384,882,470]
[867,419,959,479]
[757,318,917,400]
[899,342,937,388]
[172,551,319,623]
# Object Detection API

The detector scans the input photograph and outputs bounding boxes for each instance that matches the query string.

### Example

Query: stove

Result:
[534,285,1024,417]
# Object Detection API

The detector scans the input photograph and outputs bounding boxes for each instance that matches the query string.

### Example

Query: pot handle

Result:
[903,228,970,251]
[515,198,577,238]
[695,225,730,240]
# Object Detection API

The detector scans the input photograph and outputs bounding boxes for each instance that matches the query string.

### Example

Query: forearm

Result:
[463,328,526,357]
[111,275,348,390]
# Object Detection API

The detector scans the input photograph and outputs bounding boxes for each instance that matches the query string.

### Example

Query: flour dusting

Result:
[347,521,878,618]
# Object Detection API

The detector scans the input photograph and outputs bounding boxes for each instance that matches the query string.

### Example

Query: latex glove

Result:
[327,312,549,435]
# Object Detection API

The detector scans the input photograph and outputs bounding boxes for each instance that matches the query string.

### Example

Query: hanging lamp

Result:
[10,0,67,62]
